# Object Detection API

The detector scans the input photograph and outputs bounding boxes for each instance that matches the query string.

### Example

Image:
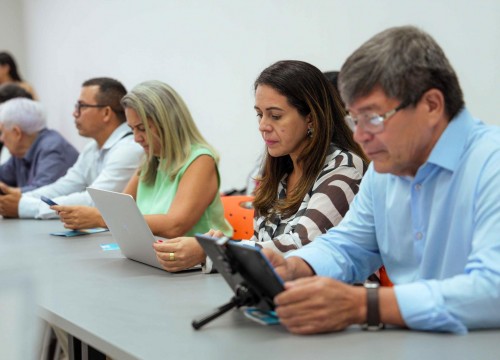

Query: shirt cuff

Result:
[201,255,214,274]
[394,280,468,334]
[19,195,58,219]
[36,206,59,219]
[240,239,256,247]
[286,246,343,278]
[18,196,39,218]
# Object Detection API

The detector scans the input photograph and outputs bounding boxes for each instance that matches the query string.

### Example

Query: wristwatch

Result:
[363,282,385,330]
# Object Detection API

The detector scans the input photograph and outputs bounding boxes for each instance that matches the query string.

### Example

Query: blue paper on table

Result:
[100,243,120,251]
[50,228,109,237]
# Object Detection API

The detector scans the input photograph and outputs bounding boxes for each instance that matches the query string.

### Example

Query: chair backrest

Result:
[220,195,254,240]
[379,266,393,287]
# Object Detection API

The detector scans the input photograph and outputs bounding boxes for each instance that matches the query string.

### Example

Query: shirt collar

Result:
[101,122,132,150]
[426,108,476,172]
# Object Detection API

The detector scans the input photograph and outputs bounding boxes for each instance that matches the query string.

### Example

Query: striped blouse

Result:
[247,144,366,254]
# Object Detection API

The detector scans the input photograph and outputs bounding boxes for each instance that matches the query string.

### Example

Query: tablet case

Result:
[193,234,284,329]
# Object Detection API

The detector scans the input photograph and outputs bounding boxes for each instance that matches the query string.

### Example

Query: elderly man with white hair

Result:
[0,98,78,193]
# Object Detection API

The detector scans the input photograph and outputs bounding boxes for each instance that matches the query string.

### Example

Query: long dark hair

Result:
[253,60,367,219]
[0,52,22,82]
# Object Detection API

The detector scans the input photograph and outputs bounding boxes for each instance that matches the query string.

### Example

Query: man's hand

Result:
[0,183,21,218]
[261,248,291,280]
[261,249,314,281]
[52,205,105,229]
[0,182,21,196]
[274,276,365,334]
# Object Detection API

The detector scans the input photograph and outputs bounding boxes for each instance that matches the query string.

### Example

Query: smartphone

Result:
[40,196,58,206]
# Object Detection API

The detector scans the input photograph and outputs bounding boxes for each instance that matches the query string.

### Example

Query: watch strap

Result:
[364,283,384,330]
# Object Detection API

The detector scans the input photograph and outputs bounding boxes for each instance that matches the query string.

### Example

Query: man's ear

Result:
[421,88,446,125]
[11,125,23,139]
[102,106,112,123]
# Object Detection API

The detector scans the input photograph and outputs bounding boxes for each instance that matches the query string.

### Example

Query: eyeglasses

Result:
[74,102,108,117]
[344,103,407,135]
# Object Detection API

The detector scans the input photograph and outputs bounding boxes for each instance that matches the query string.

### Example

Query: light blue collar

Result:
[426,108,477,173]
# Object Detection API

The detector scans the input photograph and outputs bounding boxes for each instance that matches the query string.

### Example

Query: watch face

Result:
[364,282,380,289]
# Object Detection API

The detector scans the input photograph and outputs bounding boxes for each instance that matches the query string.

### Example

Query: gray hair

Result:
[0,98,46,134]
[338,25,464,120]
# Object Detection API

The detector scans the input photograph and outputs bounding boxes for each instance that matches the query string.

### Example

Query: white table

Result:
[1,218,499,360]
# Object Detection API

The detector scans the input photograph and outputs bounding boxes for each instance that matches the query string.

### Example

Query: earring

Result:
[307,127,314,138]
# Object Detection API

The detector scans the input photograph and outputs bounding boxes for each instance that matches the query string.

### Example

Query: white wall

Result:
[9,0,500,190]
[0,0,26,76]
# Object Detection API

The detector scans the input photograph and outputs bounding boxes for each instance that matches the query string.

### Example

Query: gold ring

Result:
[169,252,175,261]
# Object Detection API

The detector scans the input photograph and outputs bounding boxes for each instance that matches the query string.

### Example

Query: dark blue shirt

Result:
[0,128,79,192]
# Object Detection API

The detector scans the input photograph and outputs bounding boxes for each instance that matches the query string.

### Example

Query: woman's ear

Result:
[306,113,313,126]
[306,114,315,138]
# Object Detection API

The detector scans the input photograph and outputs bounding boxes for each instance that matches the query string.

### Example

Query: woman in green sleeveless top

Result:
[56,80,232,263]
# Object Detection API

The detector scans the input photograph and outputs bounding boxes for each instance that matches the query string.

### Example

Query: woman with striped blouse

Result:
[247,60,368,254]
[155,60,368,272]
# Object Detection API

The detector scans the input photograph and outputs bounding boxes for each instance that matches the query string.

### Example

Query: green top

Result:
[136,145,233,237]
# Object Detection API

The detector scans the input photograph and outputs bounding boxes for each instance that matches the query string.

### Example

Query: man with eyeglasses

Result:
[0,77,142,219]
[264,26,500,334]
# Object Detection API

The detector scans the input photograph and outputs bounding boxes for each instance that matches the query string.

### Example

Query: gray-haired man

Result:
[265,26,500,334]
[0,98,78,192]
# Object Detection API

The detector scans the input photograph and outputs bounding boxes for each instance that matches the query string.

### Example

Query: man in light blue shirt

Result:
[265,26,500,334]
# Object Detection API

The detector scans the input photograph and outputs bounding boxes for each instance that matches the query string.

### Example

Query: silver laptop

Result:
[87,187,164,270]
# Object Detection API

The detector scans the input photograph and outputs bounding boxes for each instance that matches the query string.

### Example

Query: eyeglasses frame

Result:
[345,102,408,135]
[74,102,109,117]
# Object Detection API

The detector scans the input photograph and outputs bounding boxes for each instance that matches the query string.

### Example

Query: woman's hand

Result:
[52,205,105,229]
[153,237,206,272]
[206,229,225,238]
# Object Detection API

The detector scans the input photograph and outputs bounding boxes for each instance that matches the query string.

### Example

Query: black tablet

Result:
[195,234,284,310]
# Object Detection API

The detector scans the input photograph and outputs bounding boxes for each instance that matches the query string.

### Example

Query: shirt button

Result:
[415,232,423,240]
[415,184,422,191]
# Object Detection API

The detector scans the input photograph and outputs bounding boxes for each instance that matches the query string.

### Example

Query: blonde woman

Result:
[54,80,232,245]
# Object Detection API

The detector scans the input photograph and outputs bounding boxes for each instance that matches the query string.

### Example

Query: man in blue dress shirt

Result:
[0,98,79,192]
[265,26,500,334]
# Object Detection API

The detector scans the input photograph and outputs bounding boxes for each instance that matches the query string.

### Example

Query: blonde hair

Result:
[121,80,218,184]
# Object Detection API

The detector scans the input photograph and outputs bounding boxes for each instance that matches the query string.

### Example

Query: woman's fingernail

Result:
[157,239,163,243]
